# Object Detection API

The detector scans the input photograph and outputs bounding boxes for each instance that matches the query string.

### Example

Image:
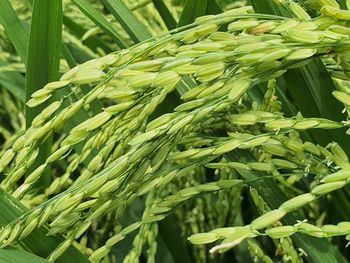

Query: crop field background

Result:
[2,0,350,262]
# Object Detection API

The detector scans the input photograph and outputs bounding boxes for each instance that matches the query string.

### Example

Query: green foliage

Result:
[2,0,350,262]
[25,0,62,188]
[0,247,48,263]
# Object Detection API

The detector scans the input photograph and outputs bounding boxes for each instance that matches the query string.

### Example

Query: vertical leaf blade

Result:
[177,0,207,27]
[0,0,29,64]
[26,0,62,124]
[101,0,152,42]
[206,0,222,15]
[25,0,63,187]
[151,0,177,30]
[72,0,128,48]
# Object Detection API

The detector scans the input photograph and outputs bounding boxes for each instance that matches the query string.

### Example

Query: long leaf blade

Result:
[177,0,207,27]
[25,0,63,186]
[101,0,152,42]
[0,70,25,102]
[0,0,29,64]
[26,0,62,124]
[72,0,128,48]
[151,0,177,30]
[0,247,48,263]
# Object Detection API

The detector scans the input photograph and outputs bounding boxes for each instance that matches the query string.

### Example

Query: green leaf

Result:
[158,217,192,263]
[0,189,90,262]
[177,0,207,27]
[101,0,152,43]
[61,43,78,69]
[0,0,29,64]
[283,64,350,147]
[339,0,348,9]
[63,15,113,54]
[71,0,128,48]
[151,0,177,30]
[206,0,222,15]
[250,0,290,17]
[0,68,26,102]
[25,0,63,187]
[0,247,48,263]
[26,0,62,124]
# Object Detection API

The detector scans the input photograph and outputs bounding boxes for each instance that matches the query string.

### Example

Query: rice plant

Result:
[2,0,350,262]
